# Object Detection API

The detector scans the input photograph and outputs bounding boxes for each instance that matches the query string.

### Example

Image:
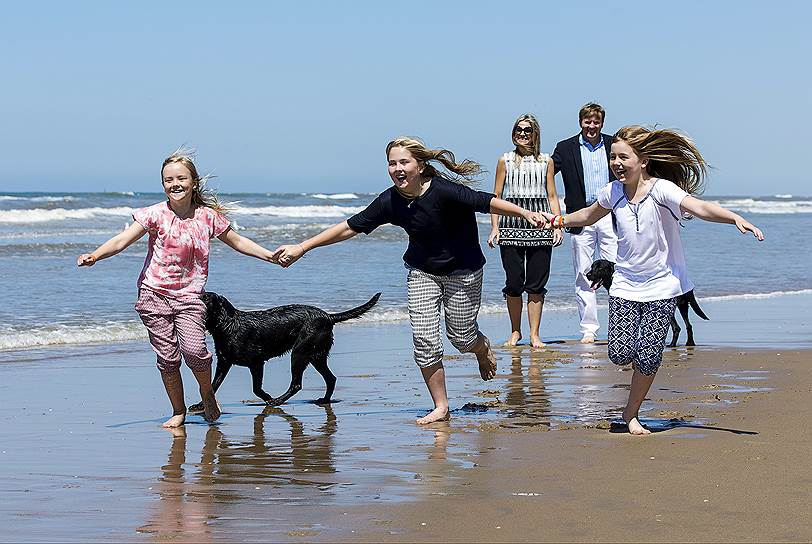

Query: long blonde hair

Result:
[511,113,542,160]
[386,137,483,185]
[613,126,707,195]
[161,146,230,214]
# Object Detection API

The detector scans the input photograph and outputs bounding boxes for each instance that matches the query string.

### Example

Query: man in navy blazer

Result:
[551,103,618,343]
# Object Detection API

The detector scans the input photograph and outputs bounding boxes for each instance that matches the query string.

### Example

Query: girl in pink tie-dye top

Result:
[77,148,278,428]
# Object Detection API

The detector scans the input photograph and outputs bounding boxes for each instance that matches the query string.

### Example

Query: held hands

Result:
[270,244,305,268]
[77,253,97,267]
[522,210,546,228]
[539,211,558,227]
[735,217,765,241]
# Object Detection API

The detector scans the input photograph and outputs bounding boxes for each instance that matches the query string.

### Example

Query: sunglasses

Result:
[514,126,534,135]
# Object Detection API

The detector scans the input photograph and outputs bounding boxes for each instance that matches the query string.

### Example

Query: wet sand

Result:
[1,295,810,542]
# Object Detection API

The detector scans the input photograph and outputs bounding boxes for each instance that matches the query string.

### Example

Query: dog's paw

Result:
[188,401,205,413]
[313,397,333,405]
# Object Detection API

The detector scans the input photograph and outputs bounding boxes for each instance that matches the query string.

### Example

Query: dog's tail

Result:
[329,293,381,324]
[687,291,710,320]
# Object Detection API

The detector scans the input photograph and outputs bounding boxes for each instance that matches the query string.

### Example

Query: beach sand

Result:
[1,295,810,542]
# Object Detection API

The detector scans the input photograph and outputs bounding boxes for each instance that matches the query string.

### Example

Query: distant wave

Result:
[311,193,359,200]
[0,322,147,351]
[0,206,134,223]
[708,198,812,214]
[0,195,76,202]
[700,288,812,302]
[2,289,809,351]
[231,204,365,218]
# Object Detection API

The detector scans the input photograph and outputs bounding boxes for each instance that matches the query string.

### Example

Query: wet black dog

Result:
[190,292,381,410]
[586,259,709,347]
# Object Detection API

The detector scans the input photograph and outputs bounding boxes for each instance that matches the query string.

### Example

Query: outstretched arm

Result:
[271,220,359,268]
[77,222,147,266]
[540,201,610,229]
[680,196,764,240]
[218,228,278,263]
[489,197,544,226]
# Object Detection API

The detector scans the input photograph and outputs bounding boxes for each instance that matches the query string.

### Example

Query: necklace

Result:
[395,187,421,208]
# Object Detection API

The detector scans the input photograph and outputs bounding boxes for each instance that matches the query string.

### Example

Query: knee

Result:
[447,328,477,353]
[502,286,523,297]
[608,342,636,367]
[182,348,212,373]
[157,356,181,373]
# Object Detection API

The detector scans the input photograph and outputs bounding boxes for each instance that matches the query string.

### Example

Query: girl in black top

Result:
[272,137,543,425]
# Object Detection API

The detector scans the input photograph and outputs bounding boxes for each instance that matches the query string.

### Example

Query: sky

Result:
[1,1,809,196]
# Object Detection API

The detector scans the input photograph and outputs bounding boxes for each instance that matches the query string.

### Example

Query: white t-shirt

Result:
[596,179,694,302]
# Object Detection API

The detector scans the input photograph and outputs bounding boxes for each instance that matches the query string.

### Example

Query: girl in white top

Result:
[543,125,764,435]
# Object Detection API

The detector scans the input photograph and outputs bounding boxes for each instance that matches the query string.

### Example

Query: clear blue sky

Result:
[1,1,809,195]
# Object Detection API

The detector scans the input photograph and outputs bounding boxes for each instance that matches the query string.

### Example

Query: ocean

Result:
[1,191,810,356]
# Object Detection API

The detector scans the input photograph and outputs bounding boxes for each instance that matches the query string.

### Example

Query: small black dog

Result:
[586,259,709,347]
[192,292,381,409]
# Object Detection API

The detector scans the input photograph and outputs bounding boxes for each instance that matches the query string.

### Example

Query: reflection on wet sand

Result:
[502,349,552,428]
[137,404,338,540]
[133,346,742,540]
[136,425,218,541]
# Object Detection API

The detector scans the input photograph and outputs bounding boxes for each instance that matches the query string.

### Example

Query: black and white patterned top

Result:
[498,151,554,246]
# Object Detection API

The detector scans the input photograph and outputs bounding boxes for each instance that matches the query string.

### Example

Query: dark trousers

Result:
[499,245,552,297]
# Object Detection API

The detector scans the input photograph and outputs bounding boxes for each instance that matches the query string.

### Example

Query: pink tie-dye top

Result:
[133,202,231,298]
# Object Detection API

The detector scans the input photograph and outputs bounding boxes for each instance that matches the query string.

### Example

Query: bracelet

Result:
[297,243,306,254]
[550,215,565,228]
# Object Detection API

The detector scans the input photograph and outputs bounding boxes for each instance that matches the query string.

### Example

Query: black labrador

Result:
[586,259,708,347]
[190,292,381,410]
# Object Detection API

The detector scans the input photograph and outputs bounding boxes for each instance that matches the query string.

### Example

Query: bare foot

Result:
[623,410,651,435]
[416,407,450,425]
[580,333,596,344]
[530,335,545,349]
[202,392,221,423]
[162,413,186,428]
[505,331,522,347]
[474,335,497,380]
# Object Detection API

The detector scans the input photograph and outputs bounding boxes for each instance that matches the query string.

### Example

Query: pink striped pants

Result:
[134,288,212,373]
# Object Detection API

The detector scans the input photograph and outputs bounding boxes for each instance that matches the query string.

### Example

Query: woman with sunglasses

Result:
[488,114,562,348]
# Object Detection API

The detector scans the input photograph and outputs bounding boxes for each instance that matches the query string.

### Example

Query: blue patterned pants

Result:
[607,296,678,376]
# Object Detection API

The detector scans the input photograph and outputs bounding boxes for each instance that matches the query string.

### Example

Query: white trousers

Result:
[570,213,617,336]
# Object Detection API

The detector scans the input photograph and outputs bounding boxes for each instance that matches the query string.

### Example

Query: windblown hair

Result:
[161,146,230,214]
[579,102,605,122]
[511,113,542,161]
[613,126,707,195]
[386,137,483,185]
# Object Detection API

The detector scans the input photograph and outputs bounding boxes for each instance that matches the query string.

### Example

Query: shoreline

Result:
[1,294,810,542]
[2,289,811,355]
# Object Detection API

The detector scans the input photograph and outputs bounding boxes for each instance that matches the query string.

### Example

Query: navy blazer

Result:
[551,133,616,234]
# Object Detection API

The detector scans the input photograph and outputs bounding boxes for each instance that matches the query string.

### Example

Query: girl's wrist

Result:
[297,243,307,255]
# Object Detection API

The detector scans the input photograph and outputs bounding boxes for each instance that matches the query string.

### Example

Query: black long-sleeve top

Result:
[347,176,494,275]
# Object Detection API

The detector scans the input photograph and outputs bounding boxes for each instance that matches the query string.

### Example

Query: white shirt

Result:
[597,179,694,302]
[579,134,610,204]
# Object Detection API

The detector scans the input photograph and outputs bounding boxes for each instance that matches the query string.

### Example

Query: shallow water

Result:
[1,191,811,352]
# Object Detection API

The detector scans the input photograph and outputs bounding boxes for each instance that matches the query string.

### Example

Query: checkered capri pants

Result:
[607,295,678,376]
[407,268,483,368]
[134,288,212,373]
